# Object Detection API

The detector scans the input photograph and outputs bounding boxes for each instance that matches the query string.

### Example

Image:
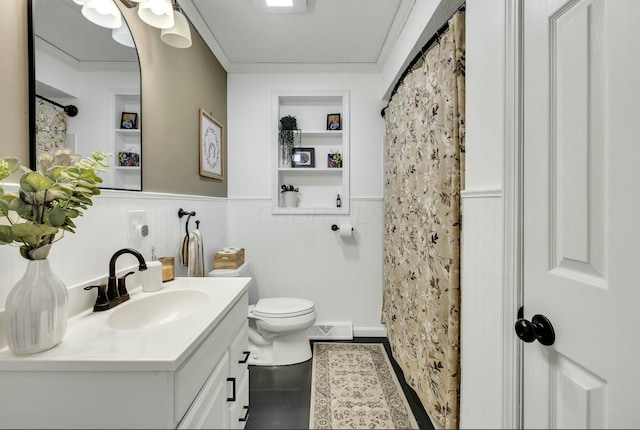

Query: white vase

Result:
[282,191,298,207]
[4,259,69,355]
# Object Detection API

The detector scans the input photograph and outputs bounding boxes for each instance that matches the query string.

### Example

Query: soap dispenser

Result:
[336,194,342,208]
[143,247,163,292]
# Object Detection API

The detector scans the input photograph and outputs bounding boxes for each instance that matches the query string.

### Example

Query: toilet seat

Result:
[253,298,315,318]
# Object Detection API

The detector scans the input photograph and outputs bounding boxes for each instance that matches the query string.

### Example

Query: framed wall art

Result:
[327,113,341,130]
[120,112,138,129]
[327,151,342,168]
[199,108,224,180]
[292,147,315,168]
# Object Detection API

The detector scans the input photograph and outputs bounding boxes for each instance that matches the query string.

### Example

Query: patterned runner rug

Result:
[309,343,419,429]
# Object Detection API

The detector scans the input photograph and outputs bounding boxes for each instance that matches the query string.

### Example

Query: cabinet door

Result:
[179,352,230,430]
[229,322,249,378]
[229,370,250,430]
[228,323,250,429]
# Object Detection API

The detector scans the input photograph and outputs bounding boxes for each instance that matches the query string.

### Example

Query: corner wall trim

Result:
[460,189,502,199]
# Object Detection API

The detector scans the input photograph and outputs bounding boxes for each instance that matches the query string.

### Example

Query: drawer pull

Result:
[227,377,236,402]
[239,351,251,364]
[239,405,250,422]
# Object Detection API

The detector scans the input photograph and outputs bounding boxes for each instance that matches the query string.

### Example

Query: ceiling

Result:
[33,0,138,63]
[179,0,416,72]
[32,0,417,73]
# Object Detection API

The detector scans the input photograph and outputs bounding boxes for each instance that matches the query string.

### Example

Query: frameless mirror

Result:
[29,0,142,191]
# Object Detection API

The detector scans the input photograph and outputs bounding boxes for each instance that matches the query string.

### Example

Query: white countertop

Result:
[0,277,250,372]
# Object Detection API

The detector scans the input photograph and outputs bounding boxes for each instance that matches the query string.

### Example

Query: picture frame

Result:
[327,113,341,131]
[120,112,138,129]
[199,108,224,180]
[292,147,315,168]
[327,152,342,168]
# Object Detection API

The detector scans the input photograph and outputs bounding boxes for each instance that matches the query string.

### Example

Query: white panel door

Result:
[523,0,640,428]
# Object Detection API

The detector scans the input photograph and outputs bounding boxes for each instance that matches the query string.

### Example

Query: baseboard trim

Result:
[353,326,387,337]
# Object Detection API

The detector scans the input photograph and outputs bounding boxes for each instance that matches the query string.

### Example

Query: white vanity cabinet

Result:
[0,278,250,430]
[228,324,251,428]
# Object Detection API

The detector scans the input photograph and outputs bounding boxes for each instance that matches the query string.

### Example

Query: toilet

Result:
[207,262,317,366]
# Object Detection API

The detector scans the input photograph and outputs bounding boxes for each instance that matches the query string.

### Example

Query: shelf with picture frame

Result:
[112,92,141,191]
[299,130,343,137]
[272,89,350,214]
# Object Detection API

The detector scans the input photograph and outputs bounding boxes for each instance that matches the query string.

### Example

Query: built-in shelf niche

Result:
[112,93,141,191]
[272,89,350,214]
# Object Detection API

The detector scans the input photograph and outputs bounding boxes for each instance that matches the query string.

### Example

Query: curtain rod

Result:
[381,4,465,118]
[35,94,79,117]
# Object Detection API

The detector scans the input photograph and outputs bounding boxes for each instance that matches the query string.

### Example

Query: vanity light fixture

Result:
[160,2,192,48]
[137,0,175,29]
[77,0,192,49]
[81,0,123,29]
[112,21,136,48]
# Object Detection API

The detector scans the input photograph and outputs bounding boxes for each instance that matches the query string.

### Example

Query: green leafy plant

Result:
[278,115,301,165]
[0,149,110,260]
[280,184,299,193]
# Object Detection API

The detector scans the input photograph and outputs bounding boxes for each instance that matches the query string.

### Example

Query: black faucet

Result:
[84,248,148,312]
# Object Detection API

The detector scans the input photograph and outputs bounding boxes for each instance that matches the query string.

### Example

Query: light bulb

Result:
[82,0,122,29]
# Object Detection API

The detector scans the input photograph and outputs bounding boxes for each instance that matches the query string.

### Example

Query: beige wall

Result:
[1,0,228,197]
[0,0,29,164]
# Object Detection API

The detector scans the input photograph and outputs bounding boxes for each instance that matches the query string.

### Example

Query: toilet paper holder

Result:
[331,224,353,232]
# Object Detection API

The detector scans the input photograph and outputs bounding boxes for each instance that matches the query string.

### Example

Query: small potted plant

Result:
[280,184,299,207]
[278,115,301,167]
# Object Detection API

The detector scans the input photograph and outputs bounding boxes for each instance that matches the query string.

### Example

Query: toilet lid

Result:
[253,298,315,318]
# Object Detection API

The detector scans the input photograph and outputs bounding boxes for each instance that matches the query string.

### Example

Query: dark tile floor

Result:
[245,337,434,430]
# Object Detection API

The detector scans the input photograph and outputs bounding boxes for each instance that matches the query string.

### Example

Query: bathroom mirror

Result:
[29,0,142,191]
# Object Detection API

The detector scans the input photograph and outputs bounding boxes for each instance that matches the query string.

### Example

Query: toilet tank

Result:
[207,261,252,278]
[207,262,258,304]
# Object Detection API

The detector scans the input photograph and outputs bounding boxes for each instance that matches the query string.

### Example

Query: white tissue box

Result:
[213,247,245,269]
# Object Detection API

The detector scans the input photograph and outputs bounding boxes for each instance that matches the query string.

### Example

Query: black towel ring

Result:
[178,208,196,236]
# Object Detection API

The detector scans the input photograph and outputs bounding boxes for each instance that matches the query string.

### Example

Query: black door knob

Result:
[515,314,555,346]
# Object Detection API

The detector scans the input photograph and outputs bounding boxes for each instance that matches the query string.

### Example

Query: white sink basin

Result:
[107,289,209,330]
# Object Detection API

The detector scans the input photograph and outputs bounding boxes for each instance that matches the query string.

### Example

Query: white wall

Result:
[460,0,511,428]
[380,0,442,98]
[72,67,139,160]
[35,39,79,98]
[226,73,387,335]
[227,73,386,199]
[0,188,228,311]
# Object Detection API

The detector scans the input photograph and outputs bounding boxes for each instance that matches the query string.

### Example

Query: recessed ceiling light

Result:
[253,0,306,14]
[266,0,293,6]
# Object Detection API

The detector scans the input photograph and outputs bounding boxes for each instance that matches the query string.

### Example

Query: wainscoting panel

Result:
[459,190,504,429]
[227,197,386,337]
[0,187,228,309]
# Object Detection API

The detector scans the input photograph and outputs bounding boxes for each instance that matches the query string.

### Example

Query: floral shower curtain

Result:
[381,11,465,429]
[35,98,68,162]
